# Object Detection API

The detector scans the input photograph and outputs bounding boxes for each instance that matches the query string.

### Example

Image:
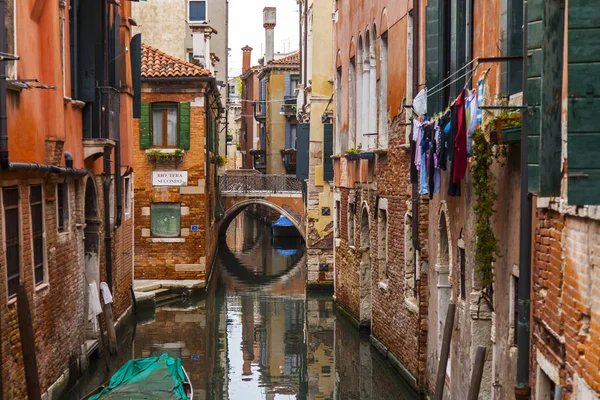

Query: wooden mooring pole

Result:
[16,285,41,400]
[467,346,487,400]
[435,303,456,400]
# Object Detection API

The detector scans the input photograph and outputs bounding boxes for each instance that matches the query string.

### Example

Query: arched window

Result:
[368,24,377,150]
[356,35,363,150]
[379,30,389,148]
[362,31,370,150]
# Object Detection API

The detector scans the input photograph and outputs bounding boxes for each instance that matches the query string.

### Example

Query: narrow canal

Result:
[66,212,419,399]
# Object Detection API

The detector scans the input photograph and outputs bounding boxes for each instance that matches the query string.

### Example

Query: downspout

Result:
[302,1,307,114]
[411,0,422,388]
[515,1,531,399]
[113,5,122,230]
[103,3,113,290]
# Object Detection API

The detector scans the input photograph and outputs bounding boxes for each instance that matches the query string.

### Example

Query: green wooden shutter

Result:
[131,34,142,119]
[323,123,334,182]
[296,123,310,180]
[567,0,600,205]
[426,0,442,114]
[139,102,151,149]
[178,102,191,150]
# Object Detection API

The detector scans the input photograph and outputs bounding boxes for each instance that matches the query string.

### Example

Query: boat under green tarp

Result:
[86,353,192,400]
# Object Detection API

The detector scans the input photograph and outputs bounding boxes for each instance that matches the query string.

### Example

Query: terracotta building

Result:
[0,0,136,397]
[332,0,428,391]
[239,46,261,170]
[296,0,334,288]
[133,44,221,281]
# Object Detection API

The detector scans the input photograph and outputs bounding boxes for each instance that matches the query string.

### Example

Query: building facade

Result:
[0,0,136,397]
[239,46,261,170]
[132,0,228,154]
[133,44,221,281]
[226,77,242,169]
[296,0,334,287]
[332,0,428,391]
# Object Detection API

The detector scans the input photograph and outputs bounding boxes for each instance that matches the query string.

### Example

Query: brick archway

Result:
[218,198,305,240]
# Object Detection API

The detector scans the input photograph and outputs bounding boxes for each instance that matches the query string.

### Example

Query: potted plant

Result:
[344,147,361,161]
[211,154,227,167]
[486,111,521,145]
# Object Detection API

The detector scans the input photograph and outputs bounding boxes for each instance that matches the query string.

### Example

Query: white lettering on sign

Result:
[152,171,188,187]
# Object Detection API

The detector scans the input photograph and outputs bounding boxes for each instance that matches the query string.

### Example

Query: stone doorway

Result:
[359,205,372,330]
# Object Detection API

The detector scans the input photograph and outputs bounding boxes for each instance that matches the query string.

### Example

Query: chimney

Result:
[263,7,276,63]
[242,45,253,73]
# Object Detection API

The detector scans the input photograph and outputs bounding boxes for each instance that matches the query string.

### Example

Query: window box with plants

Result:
[486,110,522,145]
[344,147,361,161]
[146,148,185,164]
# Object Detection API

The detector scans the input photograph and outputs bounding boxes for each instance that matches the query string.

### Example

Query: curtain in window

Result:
[167,108,178,146]
[153,109,163,146]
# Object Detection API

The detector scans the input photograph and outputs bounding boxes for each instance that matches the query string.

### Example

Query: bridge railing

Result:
[219,174,303,195]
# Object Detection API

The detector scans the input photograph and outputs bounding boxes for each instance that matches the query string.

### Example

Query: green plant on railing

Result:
[236,144,241,151]
[472,128,504,294]
[486,110,521,131]
[212,154,226,167]
[345,147,360,155]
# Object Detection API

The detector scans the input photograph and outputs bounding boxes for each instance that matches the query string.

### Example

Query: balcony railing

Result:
[281,96,297,117]
[219,174,303,195]
[254,100,267,121]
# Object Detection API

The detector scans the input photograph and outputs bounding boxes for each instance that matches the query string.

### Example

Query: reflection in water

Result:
[65,213,419,399]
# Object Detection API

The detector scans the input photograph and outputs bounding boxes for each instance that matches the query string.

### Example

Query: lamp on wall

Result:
[280,106,285,115]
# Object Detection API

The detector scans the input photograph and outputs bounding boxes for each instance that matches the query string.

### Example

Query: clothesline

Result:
[427,58,478,92]
[427,63,481,98]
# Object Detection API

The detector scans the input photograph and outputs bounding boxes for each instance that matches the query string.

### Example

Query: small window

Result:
[57,183,69,232]
[152,104,178,148]
[124,176,131,217]
[188,52,194,64]
[334,200,341,238]
[3,186,20,298]
[348,201,355,245]
[377,208,388,281]
[30,185,45,286]
[459,247,466,300]
[189,1,207,22]
[151,203,181,237]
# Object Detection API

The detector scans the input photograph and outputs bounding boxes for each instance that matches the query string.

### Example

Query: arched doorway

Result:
[359,204,372,330]
[84,176,100,338]
[436,210,452,379]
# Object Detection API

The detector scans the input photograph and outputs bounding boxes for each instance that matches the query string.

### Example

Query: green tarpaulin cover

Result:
[89,353,190,400]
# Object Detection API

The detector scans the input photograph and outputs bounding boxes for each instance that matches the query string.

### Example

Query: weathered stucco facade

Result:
[297,0,334,288]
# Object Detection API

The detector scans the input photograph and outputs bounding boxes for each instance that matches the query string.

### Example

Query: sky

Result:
[228,0,300,78]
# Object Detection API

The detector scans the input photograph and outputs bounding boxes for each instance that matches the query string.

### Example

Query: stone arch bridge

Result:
[218,173,305,239]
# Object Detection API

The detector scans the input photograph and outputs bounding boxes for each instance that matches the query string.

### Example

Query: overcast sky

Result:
[228,0,300,78]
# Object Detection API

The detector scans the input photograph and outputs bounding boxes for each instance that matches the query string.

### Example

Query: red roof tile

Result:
[268,51,300,66]
[142,43,210,78]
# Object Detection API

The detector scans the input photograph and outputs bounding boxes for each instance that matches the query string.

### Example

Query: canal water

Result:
[65,213,419,399]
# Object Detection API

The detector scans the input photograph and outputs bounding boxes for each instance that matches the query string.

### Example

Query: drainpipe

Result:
[113,6,122,230]
[515,1,531,399]
[102,3,113,291]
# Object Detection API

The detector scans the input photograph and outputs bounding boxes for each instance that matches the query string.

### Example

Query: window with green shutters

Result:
[139,102,191,150]
[567,0,600,205]
[323,124,334,182]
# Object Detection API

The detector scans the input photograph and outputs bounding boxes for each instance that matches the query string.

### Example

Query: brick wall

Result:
[0,177,85,398]
[532,209,600,398]
[134,89,217,280]
[334,115,428,386]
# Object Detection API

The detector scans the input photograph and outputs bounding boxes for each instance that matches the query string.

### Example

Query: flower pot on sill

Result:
[359,152,375,160]
[345,153,360,161]
[489,127,521,145]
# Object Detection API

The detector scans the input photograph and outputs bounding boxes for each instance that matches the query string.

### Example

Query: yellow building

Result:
[255,52,300,175]
[297,0,334,287]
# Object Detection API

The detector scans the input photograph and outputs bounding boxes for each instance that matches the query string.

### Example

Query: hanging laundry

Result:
[477,77,485,124]
[448,104,461,197]
[410,136,418,184]
[413,88,428,116]
[100,282,113,305]
[466,91,478,157]
[419,121,430,195]
[88,281,103,332]
[452,90,468,184]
